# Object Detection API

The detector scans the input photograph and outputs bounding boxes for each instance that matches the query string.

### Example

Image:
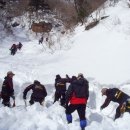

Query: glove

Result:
[66,74,69,78]
[64,103,69,109]
[11,95,15,100]
[120,103,126,113]
[41,101,44,106]
[63,104,67,109]
[12,102,16,107]
[100,106,103,111]
[23,95,26,100]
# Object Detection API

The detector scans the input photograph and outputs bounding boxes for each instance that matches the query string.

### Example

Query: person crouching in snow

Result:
[23,80,47,106]
[100,88,130,120]
[65,73,89,130]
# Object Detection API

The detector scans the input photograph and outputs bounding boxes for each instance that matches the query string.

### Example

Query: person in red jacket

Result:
[1,71,15,107]
[65,73,89,130]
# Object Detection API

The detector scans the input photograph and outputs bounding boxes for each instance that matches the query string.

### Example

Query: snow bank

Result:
[0,82,130,130]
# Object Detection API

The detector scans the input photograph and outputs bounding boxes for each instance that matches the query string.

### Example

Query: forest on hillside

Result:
[0,0,120,31]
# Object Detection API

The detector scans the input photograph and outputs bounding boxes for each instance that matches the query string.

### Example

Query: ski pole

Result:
[12,99,16,107]
[11,95,16,107]
[24,99,27,107]
[23,99,28,111]
[0,92,1,101]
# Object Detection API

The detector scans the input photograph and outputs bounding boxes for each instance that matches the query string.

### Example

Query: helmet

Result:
[101,88,108,96]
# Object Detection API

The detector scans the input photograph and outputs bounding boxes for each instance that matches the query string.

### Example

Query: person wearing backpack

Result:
[23,80,47,106]
[53,74,71,106]
[65,73,89,130]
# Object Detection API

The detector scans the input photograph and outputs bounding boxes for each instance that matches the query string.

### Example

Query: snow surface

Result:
[0,0,130,130]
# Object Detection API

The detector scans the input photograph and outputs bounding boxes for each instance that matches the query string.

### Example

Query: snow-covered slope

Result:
[0,0,130,130]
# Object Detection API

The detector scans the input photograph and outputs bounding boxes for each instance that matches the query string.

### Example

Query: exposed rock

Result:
[31,22,52,33]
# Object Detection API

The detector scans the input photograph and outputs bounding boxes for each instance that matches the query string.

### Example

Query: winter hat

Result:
[7,71,15,76]
[101,88,108,96]
[78,73,83,78]
[72,76,77,81]
[34,80,40,85]
[56,74,61,79]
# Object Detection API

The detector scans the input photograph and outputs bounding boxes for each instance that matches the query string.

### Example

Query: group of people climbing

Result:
[38,36,48,44]
[0,71,130,130]
[10,42,23,55]
[9,36,48,56]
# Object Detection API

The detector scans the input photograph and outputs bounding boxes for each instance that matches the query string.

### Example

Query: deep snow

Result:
[0,0,130,130]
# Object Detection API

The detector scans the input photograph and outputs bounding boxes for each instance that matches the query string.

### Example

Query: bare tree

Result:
[47,0,77,30]
[0,0,30,33]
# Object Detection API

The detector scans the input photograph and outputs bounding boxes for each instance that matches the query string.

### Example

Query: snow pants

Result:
[53,91,66,106]
[115,101,130,120]
[11,49,16,55]
[1,94,11,107]
[29,95,44,105]
[66,104,86,120]
[66,104,87,129]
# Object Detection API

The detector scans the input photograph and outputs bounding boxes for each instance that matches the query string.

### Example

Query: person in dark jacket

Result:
[53,74,71,106]
[10,44,17,55]
[23,80,47,105]
[100,88,130,120]
[0,92,1,100]
[1,71,15,107]
[65,73,89,130]
[39,36,43,44]
[17,42,23,50]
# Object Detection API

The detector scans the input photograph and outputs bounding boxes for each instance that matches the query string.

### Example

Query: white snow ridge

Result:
[0,0,130,130]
